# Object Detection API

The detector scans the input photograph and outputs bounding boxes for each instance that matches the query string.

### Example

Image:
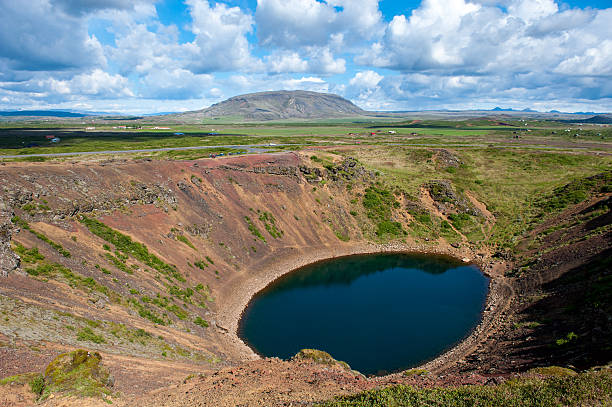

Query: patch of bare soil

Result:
[121,357,497,407]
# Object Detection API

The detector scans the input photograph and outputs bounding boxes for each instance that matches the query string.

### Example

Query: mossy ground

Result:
[37,350,114,400]
[318,369,612,407]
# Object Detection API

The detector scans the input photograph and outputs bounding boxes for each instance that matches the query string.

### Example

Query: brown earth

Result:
[0,151,609,406]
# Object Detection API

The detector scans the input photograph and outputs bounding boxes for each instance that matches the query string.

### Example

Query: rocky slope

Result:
[0,151,609,406]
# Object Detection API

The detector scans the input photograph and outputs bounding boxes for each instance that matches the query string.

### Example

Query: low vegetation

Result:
[79,215,184,281]
[362,185,404,238]
[319,369,612,407]
[245,216,266,242]
[41,350,113,399]
[12,215,71,257]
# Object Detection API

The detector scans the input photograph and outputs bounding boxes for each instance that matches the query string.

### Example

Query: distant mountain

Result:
[571,115,612,124]
[174,90,367,121]
[0,110,88,117]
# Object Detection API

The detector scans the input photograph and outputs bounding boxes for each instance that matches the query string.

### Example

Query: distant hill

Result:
[0,110,87,118]
[174,90,367,121]
[573,115,612,124]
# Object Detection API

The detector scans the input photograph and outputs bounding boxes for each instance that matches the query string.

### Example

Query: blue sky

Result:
[0,0,611,114]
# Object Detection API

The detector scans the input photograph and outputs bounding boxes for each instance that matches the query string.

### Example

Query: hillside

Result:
[174,90,367,121]
[0,144,610,406]
[575,114,612,124]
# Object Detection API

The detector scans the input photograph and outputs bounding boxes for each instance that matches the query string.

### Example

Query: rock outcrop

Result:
[0,197,19,276]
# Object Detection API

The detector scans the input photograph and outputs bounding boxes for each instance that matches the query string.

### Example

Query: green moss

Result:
[42,350,113,399]
[0,372,40,386]
[403,368,428,376]
[292,349,351,371]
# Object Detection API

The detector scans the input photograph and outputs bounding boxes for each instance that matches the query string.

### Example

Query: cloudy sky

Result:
[0,0,610,114]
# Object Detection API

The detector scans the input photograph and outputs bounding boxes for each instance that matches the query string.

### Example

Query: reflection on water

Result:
[239,253,489,376]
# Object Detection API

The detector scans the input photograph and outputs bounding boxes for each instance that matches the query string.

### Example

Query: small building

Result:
[174,132,185,136]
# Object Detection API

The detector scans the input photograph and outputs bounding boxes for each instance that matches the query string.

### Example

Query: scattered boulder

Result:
[434,149,463,168]
[425,180,481,216]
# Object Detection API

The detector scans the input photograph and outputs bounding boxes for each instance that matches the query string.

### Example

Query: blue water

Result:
[238,253,489,376]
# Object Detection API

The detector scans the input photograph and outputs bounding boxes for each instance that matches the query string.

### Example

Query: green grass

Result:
[104,252,133,274]
[348,145,611,249]
[79,215,184,282]
[245,216,266,242]
[362,185,405,238]
[13,243,45,263]
[194,316,209,328]
[176,234,196,250]
[536,170,611,214]
[318,369,612,406]
[76,327,105,344]
[12,216,71,257]
[23,257,119,302]
[259,211,283,239]
[128,298,167,325]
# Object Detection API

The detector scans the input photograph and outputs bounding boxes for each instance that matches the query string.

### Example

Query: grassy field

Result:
[1,118,609,158]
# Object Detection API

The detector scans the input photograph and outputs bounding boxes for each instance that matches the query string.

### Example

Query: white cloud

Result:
[70,69,133,97]
[360,0,612,79]
[349,70,383,88]
[281,76,329,92]
[186,0,259,73]
[265,52,309,74]
[554,40,612,77]
[139,69,214,99]
[507,0,557,22]
[256,0,382,50]
[0,0,106,72]
[110,23,188,75]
